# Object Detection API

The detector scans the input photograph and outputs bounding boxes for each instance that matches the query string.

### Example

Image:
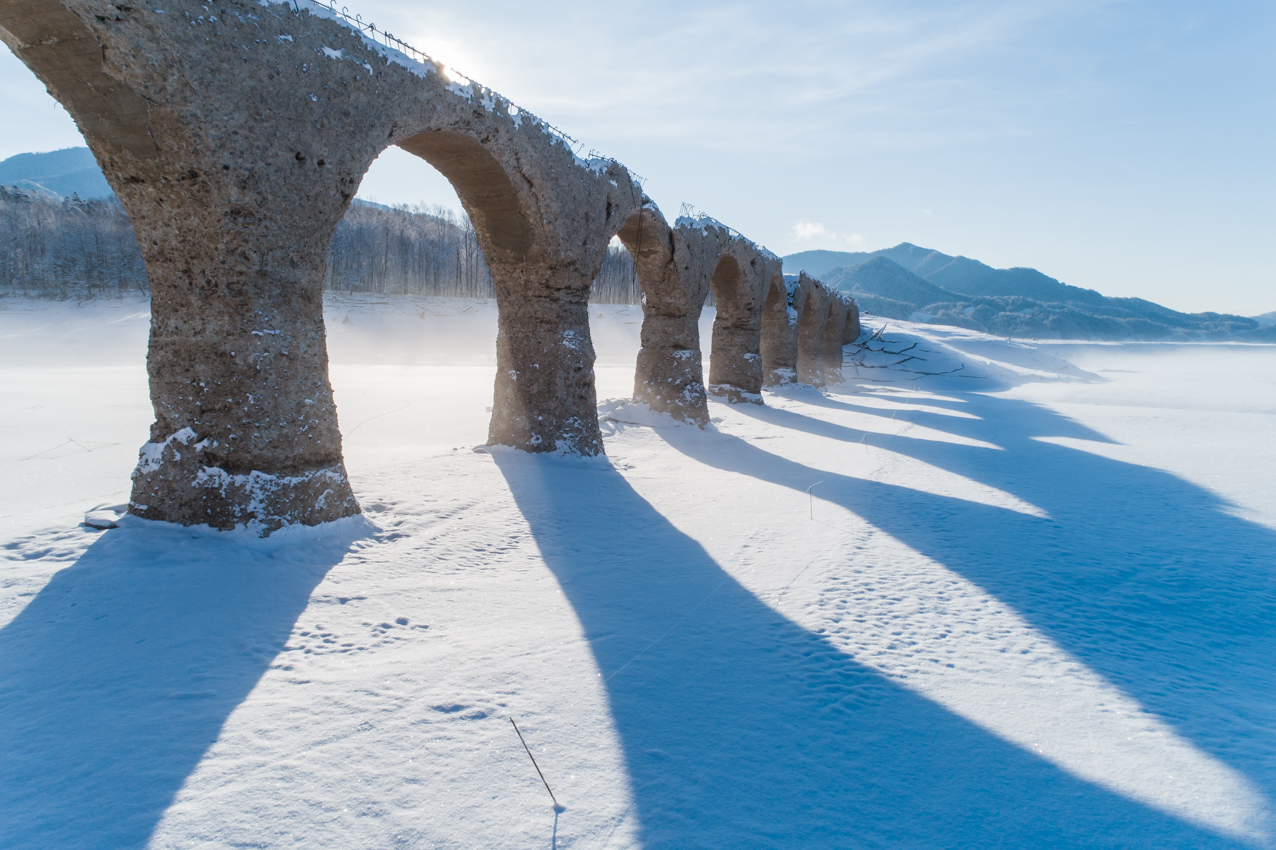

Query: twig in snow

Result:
[807,481,823,519]
[510,717,565,812]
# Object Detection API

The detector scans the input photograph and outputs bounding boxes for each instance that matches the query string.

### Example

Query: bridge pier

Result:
[487,265,605,452]
[822,296,851,385]
[129,205,361,531]
[0,0,377,530]
[797,276,830,387]
[705,243,778,404]
[3,0,638,530]
[616,204,724,426]
[761,275,799,386]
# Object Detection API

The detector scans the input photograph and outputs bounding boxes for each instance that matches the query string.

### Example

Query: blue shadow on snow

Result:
[493,449,1253,849]
[0,518,369,849]
[684,385,1276,829]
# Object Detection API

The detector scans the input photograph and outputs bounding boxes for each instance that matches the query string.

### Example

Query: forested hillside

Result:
[0,188,640,303]
[0,186,148,297]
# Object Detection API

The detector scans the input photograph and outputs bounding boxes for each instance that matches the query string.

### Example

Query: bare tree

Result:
[0,187,148,298]
[1,190,644,304]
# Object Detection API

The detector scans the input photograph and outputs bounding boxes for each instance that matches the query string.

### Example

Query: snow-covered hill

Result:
[1,296,1274,848]
[785,245,1275,342]
[0,147,115,200]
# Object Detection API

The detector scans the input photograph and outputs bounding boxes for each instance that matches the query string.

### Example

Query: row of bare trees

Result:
[327,201,493,297]
[0,186,149,298]
[0,188,642,303]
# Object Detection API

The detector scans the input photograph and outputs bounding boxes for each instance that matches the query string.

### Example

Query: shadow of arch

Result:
[491,450,1250,848]
[0,519,371,848]
[656,387,1276,824]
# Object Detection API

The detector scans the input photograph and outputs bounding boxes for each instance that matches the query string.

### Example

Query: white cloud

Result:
[792,221,830,240]
[794,222,867,249]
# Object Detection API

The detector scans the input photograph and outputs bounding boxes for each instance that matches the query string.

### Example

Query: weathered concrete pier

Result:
[1,0,860,532]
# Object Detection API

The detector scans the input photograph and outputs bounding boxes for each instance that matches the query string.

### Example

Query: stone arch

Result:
[384,121,638,459]
[760,274,795,386]
[843,297,862,345]
[395,132,533,257]
[822,295,850,385]
[705,239,779,404]
[2,0,639,531]
[616,207,780,416]
[796,276,830,387]
[614,201,724,426]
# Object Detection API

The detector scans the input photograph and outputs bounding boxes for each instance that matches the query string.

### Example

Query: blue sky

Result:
[2,0,1272,314]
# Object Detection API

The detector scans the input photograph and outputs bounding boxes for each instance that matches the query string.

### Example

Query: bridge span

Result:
[1,0,858,532]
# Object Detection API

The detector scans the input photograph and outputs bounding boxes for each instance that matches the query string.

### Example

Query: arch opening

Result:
[331,152,492,298]
[615,204,710,426]
[823,297,846,385]
[797,289,826,387]
[705,252,764,404]
[397,131,533,259]
[760,274,795,386]
[709,255,742,319]
[391,131,639,457]
[589,236,639,305]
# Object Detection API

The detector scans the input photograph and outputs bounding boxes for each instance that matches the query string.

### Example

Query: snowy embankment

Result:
[1,295,1274,849]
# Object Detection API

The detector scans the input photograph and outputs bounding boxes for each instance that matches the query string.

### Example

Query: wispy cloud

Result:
[792,221,865,247]
[370,0,1118,158]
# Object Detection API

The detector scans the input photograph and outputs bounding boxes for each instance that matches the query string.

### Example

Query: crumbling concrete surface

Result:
[761,273,807,386]
[844,297,862,345]
[758,273,790,385]
[822,295,851,385]
[1,0,638,530]
[616,202,727,426]
[702,229,780,404]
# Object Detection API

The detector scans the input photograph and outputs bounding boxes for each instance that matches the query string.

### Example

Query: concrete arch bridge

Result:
[0,0,860,533]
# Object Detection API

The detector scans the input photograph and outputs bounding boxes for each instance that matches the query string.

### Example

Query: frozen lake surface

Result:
[1,294,1273,848]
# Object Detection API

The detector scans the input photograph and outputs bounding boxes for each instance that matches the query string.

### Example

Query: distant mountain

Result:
[787,243,1106,305]
[782,249,874,279]
[0,147,114,199]
[822,257,953,321]
[787,245,1274,342]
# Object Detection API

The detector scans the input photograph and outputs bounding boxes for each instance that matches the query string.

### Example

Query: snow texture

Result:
[1,296,1274,848]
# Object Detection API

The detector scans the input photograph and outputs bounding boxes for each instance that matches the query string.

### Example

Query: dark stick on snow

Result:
[510,717,564,811]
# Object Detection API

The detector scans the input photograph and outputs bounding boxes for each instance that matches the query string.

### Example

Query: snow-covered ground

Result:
[1,295,1273,849]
